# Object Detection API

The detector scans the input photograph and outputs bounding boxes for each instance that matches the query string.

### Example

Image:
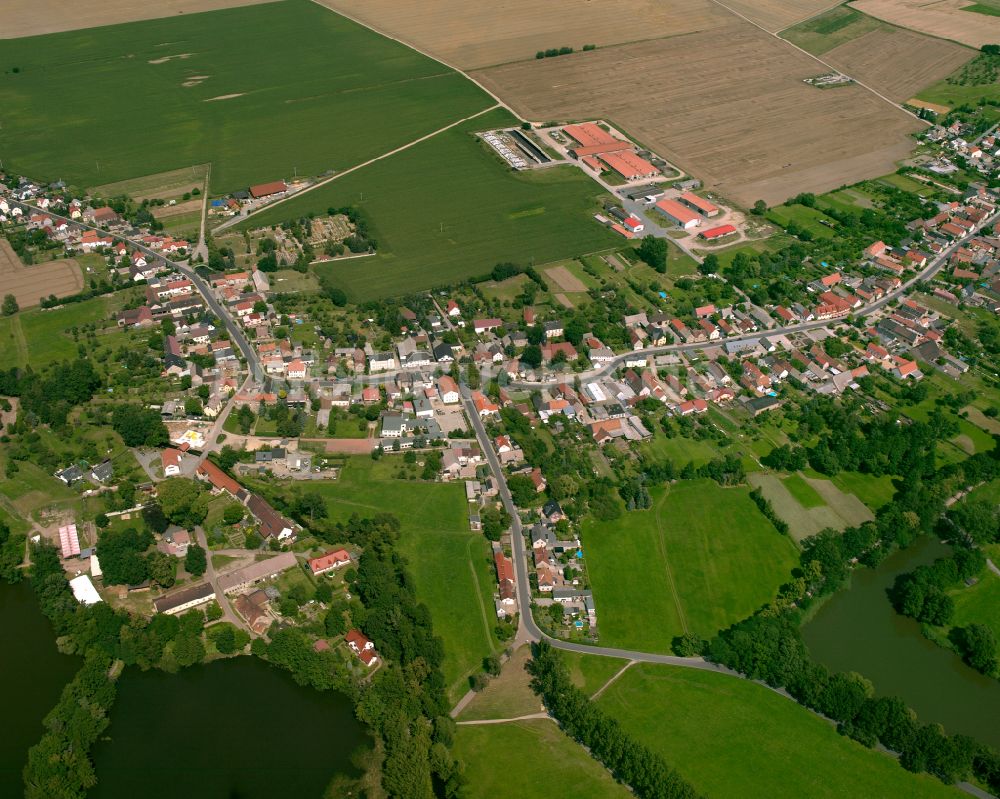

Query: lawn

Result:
[583,480,799,651]
[949,569,1000,644]
[598,664,961,799]
[0,0,491,193]
[250,108,621,301]
[457,645,541,721]
[303,457,498,701]
[878,173,937,197]
[0,294,128,370]
[558,650,630,696]
[453,720,632,799]
[782,472,826,508]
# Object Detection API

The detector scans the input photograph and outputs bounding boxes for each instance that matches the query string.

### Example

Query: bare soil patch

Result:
[908,98,952,114]
[148,52,193,64]
[545,264,587,292]
[0,239,83,309]
[0,0,277,39]
[848,0,1000,49]
[823,26,972,102]
[313,0,730,69]
[721,0,843,32]
[473,21,923,206]
[153,198,203,219]
[554,293,575,309]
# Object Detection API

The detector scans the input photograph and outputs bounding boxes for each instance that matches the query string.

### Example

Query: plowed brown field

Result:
[313,0,730,69]
[0,0,276,38]
[0,240,83,308]
[473,22,923,206]
[848,0,1000,49]
[822,25,972,101]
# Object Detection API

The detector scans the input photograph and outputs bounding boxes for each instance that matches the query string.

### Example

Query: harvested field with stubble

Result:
[92,165,209,201]
[720,0,842,32]
[0,0,277,38]
[848,0,1000,48]
[313,0,730,69]
[0,240,83,309]
[544,265,587,292]
[811,23,973,101]
[473,22,924,206]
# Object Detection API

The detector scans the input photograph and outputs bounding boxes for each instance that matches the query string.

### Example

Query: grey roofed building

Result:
[55,465,84,485]
[90,461,114,482]
[432,342,454,362]
[218,551,298,594]
[743,395,782,416]
[621,183,667,201]
[152,582,215,615]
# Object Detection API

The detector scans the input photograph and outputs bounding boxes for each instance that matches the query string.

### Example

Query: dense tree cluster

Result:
[110,404,168,447]
[0,519,27,583]
[0,359,101,427]
[707,448,1000,791]
[529,643,701,798]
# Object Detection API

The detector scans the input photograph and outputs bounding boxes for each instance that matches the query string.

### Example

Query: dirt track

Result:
[0,0,276,38]
[473,21,923,206]
[0,240,83,308]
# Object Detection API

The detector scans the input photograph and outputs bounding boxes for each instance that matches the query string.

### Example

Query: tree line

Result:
[528,642,701,799]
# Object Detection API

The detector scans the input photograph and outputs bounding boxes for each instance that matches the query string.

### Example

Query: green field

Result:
[831,470,897,510]
[598,664,961,799]
[949,568,1000,644]
[780,6,884,55]
[0,294,128,371]
[247,108,620,300]
[964,3,1000,16]
[303,457,497,700]
[878,173,937,197]
[583,480,799,651]
[782,472,826,508]
[0,0,491,193]
[454,720,632,799]
[766,203,837,239]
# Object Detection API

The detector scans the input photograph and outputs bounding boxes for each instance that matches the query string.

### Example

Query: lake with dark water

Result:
[803,536,1000,749]
[0,581,370,799]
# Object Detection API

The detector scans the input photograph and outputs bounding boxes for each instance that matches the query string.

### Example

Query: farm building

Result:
[562,122,631,157]
[699,224,737,240]
[679,192,719,217]
[655,198,701,229]
[599,150,659,180]
[248,180,287,200]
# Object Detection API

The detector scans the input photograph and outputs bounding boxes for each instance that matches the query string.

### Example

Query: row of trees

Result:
[529,642,701,798]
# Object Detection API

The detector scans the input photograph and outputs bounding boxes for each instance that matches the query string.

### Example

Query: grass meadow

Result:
[582,480,799,651]
[249,109,621,300]
[302,457,498,701]
[454,720,632,799]
[598,664,961,799]
[0,294,130,371]
[0,0,491,193]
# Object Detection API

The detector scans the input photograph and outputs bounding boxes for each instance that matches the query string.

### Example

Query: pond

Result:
[803,536,1000,749]
[0,582,370,798]
[90,654,370,799]
[0,581,81,797]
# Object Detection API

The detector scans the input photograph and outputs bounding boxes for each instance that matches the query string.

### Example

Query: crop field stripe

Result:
[223,102,501,233]
[653,491,690,633]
